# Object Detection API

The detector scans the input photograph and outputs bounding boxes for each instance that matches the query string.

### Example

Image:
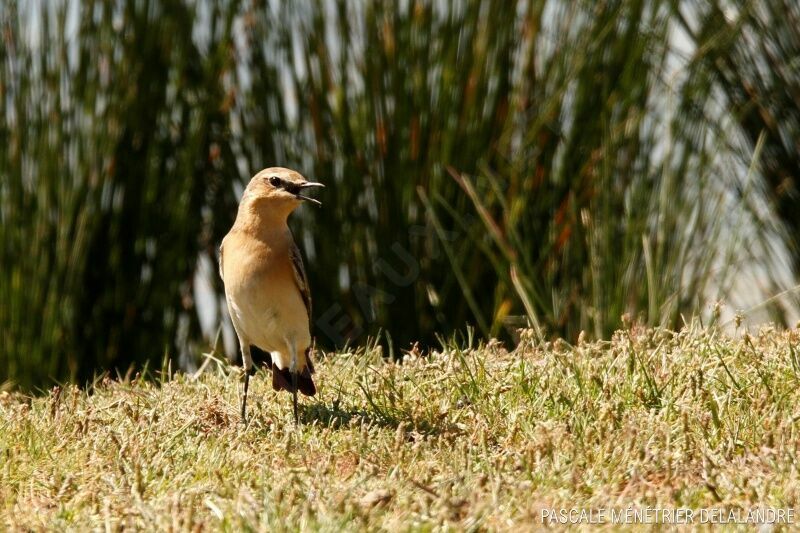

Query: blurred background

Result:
[2,0,799,390]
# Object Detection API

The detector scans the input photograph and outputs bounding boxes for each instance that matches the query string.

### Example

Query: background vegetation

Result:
[1,0,799,389]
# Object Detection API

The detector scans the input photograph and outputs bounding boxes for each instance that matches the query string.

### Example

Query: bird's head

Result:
[243,167,325,214]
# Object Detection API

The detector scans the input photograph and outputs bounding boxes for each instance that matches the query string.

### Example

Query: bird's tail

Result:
[271,348,316,396]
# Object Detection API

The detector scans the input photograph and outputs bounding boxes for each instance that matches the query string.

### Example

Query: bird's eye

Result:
[269,176,281,187]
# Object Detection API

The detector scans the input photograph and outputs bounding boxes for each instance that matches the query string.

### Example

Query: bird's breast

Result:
[222,234,310,353]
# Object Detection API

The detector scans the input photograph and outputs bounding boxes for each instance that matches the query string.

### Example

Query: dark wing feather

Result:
[289,239,312,324]
[289,237,316,381]
[289,238,316,377]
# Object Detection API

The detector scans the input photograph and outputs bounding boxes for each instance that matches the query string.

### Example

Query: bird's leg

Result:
[292,374,298,424]
[287,337,299,425]
[242,371,251,422]
[241,344,254,423]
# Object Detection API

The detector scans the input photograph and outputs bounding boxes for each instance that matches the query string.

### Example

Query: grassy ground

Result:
[2,323,800,530]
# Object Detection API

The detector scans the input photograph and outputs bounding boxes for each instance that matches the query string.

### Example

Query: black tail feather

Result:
[271,362,316,396]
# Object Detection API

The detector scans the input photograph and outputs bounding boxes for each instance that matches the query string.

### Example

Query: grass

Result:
[2,323,800,530]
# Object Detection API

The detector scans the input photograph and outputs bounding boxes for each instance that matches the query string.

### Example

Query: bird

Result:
[219,167,324,423]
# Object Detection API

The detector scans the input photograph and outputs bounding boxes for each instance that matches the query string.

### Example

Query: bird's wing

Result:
[218,241,225,281]
[290,236,316,375]
[289,238,312,324]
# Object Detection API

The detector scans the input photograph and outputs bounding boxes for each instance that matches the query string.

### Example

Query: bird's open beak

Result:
[295,182,325,206]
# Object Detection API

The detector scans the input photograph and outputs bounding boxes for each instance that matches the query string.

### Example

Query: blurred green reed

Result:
[0,1,242,387]
[424,0,736,340]
[675,1,800,315]
[0,0,796,389]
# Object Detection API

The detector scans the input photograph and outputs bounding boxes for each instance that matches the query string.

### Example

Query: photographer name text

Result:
[540,507,793,525]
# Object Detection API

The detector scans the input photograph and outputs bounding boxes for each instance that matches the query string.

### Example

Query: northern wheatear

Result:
[219,167,324,422]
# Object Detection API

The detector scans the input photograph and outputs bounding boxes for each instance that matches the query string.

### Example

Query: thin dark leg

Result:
[292,372,298,424]
[242,370,251,422]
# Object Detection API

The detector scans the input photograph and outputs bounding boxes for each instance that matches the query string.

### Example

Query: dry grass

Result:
[2,323,800,530]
